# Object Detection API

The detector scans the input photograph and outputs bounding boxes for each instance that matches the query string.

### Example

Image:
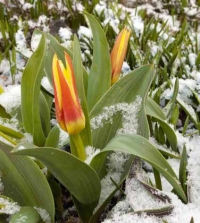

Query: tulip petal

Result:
[52,54,67,132]
[111,28,131,85]
[53,53,85,135]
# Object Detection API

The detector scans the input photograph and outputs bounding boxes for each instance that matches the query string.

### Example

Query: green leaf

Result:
[10,206,41,223]
[90,65,154,177]
[12,147,101,206]
[0,124,24,139]
[91,65,154,148]
[153,118,178,152]
[179,145,187,195]
[177,97,199,129]
[84,12,111,111]
[153,168,162,190]
[146,96,177,151]
[91,134,187,202]
[32,29,72,87]
[146,97,166,120]
[73,35,92,146]
[190,217,194,223]
[166,78,179,118]
[0,142,55,222]
[21,35,47,146]
[0,106,11,119]
[39,92,50,138]
[45,125,60,148]
[169,104,179,127]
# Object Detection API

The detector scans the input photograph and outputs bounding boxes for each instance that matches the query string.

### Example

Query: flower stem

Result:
[70,133,86,161]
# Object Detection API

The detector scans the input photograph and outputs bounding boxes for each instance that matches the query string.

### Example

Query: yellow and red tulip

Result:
[110,28,131,85]
[52,52,85,135]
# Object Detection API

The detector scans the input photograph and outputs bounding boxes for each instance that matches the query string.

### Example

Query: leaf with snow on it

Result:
[0,195,20,215]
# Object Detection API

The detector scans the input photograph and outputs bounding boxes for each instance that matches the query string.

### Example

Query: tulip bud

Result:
[111,28,131,85]
[52,52,85,135]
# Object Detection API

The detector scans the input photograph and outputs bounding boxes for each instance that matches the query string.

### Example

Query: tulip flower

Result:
[110,28,131,85]
[52,52,85,135]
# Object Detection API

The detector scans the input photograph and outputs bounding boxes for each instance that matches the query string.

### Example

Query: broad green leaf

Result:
[90,65,154,148]
[21,35,47,146]
[13,147,101,206]
[146,97,166,120]
[146,97,177,151]
[73,35,92,146]
[90,65,154,177]
[91,134,187,202]
[84,12,111,111]
[0,142,55,222]
[10,206,41,223]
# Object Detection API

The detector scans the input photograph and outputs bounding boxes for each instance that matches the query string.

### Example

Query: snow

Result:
[0,59,10,77]
[91,96,142,135]
[0,197,20,215]
[1,0,200,222]
[31,33,42,52]
[94,152,130,212]
[22,3,33,10]
[187,135,200,206]
[58,27,72,41]
[85,146,100,165]
[188,53,197,68]
[78,26,93,40]
[103,190,200,223]
[41,77,53,94]
[0,85,21,115]
[34,207,51,223]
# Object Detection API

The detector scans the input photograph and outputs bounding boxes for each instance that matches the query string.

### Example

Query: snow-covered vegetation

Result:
[0,0,200,222]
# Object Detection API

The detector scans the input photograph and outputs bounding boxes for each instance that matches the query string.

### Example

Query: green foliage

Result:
[0,142,55,222]
[0,0,199,221]
[10,206,42,223]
